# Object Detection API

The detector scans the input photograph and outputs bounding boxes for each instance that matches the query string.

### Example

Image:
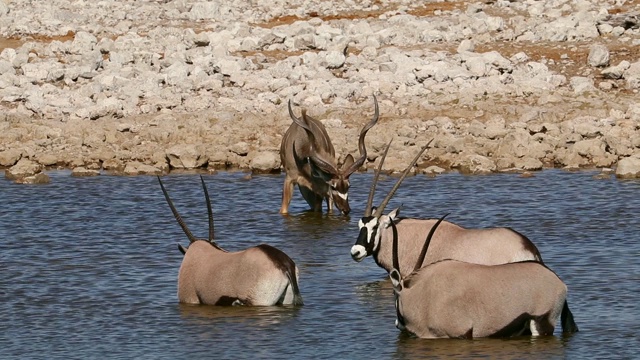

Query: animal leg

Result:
[326,194,334,213]
[299,185,323,212]
[530,315,555,336]
[280,177,295,214]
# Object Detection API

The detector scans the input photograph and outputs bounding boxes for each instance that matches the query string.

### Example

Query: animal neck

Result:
[374,224,397,274]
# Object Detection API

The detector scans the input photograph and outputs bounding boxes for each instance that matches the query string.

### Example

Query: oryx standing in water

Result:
[389,216,579,338]
[350,140,542,277]
[279,96,379,215]
[158,176,303,306]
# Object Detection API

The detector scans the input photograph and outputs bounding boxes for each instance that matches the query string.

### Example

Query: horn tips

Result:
[288,99,297,120]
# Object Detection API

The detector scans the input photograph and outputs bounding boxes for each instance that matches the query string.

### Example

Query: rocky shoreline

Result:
[1,0,640,183]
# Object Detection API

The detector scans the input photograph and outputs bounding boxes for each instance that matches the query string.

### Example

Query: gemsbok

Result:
[389,216,579,338]
[350,141,542,277]
[279,96,380,215]
[158,175,303,306]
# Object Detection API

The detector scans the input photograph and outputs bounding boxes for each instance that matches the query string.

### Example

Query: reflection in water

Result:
[394,333,571,359]
[179,303,301,327]
[0,170,638,359]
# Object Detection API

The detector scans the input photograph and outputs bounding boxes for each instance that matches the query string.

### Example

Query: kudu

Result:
[158,176,303,306]
[389,216,579,338]
[350,140,542,278]
[279,96,379,215]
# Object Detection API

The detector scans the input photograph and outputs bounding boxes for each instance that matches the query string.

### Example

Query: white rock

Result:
[457,39,475,53]
[570,77,597,94]
[325,51,346,69]
[601,60,630,79]
[188,2,221,20]
[587,44,610,67]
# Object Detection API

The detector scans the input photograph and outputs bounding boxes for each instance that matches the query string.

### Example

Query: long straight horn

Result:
[414,213,449,272]
[157,176,198,244]
[391,216,400,272]
[199,175,214,243]
[364,139,392,217]
[373,138,434,218]
[345,95,380,175]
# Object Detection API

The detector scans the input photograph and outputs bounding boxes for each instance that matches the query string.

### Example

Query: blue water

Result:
[1,169,638,359]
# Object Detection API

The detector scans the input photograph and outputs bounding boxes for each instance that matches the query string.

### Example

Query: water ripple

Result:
[0,170,639,359]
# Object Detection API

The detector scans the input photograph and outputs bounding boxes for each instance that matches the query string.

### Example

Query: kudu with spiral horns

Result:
[279,96,379,214]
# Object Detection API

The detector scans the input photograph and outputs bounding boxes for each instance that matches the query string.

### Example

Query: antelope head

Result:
[288,96,379,214]
[350,139,433,262]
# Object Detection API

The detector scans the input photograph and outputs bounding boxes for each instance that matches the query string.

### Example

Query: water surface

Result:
[1,170,638,359]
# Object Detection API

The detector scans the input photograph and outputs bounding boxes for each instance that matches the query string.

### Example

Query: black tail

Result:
[288,266,304,306]
[561,300,579,333]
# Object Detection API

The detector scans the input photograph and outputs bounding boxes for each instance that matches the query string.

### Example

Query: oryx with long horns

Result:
[158,176,303,306]
[350,140,542,277]
[279,96,379,215]
[389,216,578,338]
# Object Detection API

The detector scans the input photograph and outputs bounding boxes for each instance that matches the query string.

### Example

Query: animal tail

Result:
[561,300,579,333]
[256,244,304,306]
[287,266,304,306]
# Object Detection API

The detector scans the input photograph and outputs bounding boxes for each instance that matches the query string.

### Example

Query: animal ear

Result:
[379,214,391,229]
[178,243,188,255]
[388,206,401,220]
[341,154,355,169]
[390,269,403,292]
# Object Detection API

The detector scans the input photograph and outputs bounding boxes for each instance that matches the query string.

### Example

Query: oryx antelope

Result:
[158,176,303,306]
[389,216,579,338]
[350,141,542,278]
[279,96,380,215]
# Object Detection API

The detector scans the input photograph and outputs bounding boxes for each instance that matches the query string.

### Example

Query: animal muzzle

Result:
[332,192,350,215]
[351,227,371,261]
[350,245,367,262]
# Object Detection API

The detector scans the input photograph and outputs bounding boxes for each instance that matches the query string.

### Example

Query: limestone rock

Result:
[250,151,280,173]
[5,158,43,180]
[615,156,640,178]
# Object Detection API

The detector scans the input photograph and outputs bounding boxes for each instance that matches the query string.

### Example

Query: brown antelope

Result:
[279,96,379,215]
[350,140,542,277]
[158,176,303,306]
[389,216,578,338]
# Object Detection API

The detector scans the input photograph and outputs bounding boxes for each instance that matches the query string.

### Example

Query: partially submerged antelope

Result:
[279,96,379,215]
[389,216,579,338]
[158,176,303,306]
[350,141,542,277]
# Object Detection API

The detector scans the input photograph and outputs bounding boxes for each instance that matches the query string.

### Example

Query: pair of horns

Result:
[364,138,434,218]
[158,175,214,244]
[288,95,379,176]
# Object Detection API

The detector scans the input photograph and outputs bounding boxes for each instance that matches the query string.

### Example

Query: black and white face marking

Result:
[350,216,379,261]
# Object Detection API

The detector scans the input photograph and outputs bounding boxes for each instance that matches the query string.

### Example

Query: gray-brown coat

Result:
[159,176,303,306]
[353,209,541,277]
[350,141,541,277]
[389,217,576,338]
[391,259,570,338]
